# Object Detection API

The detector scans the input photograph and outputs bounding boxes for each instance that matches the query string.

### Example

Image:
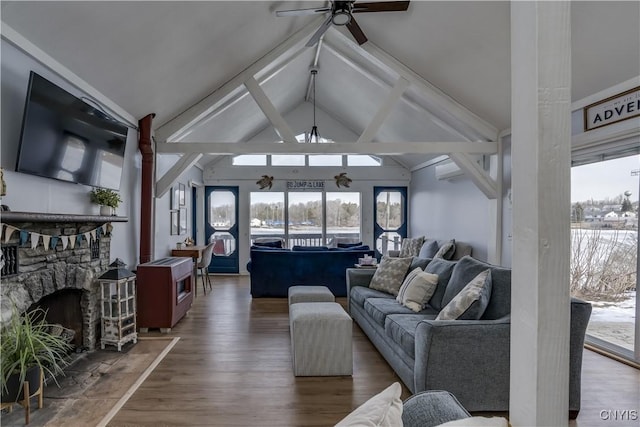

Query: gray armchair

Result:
[402,390,470,427]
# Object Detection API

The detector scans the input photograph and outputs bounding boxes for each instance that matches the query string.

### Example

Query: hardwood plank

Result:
[108,275,638,427]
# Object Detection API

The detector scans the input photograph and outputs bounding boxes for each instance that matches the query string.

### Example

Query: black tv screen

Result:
[16,72,128,190]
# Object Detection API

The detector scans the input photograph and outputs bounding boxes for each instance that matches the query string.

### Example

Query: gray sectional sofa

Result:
[346,255,592,417]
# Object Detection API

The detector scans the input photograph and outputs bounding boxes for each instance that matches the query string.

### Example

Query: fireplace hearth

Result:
[1,212,128,350]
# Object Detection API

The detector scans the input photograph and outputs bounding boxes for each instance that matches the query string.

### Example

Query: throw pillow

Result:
[435,416,509,427]
[291,245,329,251]
[335,382,403,427]
[253,240,283,248]
[396,267,439,312]
[436,269,492,320]
[424,258,458,311]
[418,239,440,258]
[369,256,413,296]
[434,239,456,260]
[399,236,425,257]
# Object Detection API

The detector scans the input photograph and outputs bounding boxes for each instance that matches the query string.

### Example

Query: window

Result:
[233,155,266,166]
[326,192,361,244]
[308,155,342,166]
[571,153,638,361]
[347,155,381,166]
[250,192,284,243]
[272,155,305,166]
[288,192,323,246]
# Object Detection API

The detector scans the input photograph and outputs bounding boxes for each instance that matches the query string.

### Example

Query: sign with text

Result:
[584,86,640,131]
[287,180,324,190]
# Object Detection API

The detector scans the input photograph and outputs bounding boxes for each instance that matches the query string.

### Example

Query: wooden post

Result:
[138,114,155,264]
[510,2,572,426]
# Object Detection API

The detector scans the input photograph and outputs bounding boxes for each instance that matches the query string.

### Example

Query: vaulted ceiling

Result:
[2,1,639,170]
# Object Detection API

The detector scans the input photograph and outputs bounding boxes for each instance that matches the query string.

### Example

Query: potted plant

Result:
[90,188,122,216]
[1,306,72,405]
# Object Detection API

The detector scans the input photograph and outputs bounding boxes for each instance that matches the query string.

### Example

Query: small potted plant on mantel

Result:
[1,306,72,415]
[90,188,122,216]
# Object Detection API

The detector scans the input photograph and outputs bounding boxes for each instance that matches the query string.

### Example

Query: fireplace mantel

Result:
[1,211,128,225]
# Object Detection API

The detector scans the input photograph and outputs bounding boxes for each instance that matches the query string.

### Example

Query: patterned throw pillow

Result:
[399,236,425,257]
[369,256,413,296]
[434,239,456,259]
[396,267,439,312]
[436,269,492,320]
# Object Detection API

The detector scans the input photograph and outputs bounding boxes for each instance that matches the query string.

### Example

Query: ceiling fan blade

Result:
[352,1,410,13]
[275,7,331,17]
[346,17,368,45]
[306,15,333,47]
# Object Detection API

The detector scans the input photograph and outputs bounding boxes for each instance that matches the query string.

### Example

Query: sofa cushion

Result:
[442,256,511,320]
[396,268,439,312]
[338,241,363,248]
[253,240,283,248]
[364,298,427,327]
[434,239,456,260]
[350,286,394,309]
[399,236,425,257]
[418,239,440,258]
[437,269,492,320]
[369,256,413,296]
[291,245,329,251]
[385,313,438,359]
[423,258,458,311]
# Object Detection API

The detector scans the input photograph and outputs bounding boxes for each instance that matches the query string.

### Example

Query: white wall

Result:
[153,154,203,259]
[409,165,492,262]
[1,39,140,268]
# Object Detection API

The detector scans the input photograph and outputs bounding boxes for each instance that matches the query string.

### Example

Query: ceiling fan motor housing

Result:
[332,1,354,25]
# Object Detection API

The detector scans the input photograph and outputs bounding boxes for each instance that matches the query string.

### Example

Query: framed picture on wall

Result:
[170,210,179,235]
[179,183,186,206]
[179,208,187,235]
[171,186,180,210]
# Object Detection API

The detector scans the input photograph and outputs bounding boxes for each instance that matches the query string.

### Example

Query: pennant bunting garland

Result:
[31,233,40,249]
[0,223,111,251]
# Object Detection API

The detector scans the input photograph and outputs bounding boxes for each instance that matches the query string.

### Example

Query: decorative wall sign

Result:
[584,86,640,131]
[287,180,324,190]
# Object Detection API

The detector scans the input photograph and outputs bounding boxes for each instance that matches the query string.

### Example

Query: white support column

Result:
[357,77,410,143]
[245,77,297,143]
[510,2,572,426]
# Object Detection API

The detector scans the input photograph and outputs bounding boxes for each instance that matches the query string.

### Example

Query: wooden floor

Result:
[108,275,639,427]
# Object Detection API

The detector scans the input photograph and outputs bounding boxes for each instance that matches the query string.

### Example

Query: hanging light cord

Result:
[309,69,320,143]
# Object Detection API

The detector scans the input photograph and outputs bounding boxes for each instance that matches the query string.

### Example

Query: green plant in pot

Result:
[90,188,122,216]
[1,306,72,404]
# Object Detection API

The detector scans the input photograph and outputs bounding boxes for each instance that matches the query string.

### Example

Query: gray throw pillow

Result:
[434,239,456,260]
[369,256,413,296]
[396,267,439,312]
[436,269,492,320]
[423,258,457,311]
[399,236,425,257]
[418,239,439,258]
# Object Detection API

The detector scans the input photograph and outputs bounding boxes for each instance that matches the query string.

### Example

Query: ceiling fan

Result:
[275,1,410,47]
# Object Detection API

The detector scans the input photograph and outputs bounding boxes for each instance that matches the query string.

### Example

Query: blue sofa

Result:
[249,246,375,297]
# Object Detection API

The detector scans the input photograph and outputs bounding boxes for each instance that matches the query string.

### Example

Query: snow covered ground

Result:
[586,291,636,350]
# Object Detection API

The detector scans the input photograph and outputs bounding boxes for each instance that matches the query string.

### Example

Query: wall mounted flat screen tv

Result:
[15,71,128,190]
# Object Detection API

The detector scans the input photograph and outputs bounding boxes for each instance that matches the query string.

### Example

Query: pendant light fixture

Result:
[306,68,321,143]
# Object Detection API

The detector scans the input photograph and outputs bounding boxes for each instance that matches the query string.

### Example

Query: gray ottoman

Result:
[289,302,352,376]
[288,285,335,305]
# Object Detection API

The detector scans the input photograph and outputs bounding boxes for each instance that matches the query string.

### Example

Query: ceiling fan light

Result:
[332,11,351,26]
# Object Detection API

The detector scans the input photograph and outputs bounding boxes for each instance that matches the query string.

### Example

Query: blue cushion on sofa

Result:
[418,239,440,258]
[254,240,283,248]
[424,258,457,311]
[338,241,363,248]
[292,245,329,251]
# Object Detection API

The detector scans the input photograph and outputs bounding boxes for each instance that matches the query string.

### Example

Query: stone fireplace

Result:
[1,212,128,350]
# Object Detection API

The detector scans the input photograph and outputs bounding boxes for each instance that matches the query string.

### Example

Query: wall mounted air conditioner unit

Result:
[435,156,486,181]
[435,160,464,181]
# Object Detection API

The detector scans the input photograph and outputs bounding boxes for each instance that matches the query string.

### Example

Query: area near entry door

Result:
[373,187,407,258]
[204,186,239,274]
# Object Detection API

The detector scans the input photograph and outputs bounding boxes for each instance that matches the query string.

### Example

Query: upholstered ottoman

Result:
[289,302,352,376]
[288,285,335,305]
